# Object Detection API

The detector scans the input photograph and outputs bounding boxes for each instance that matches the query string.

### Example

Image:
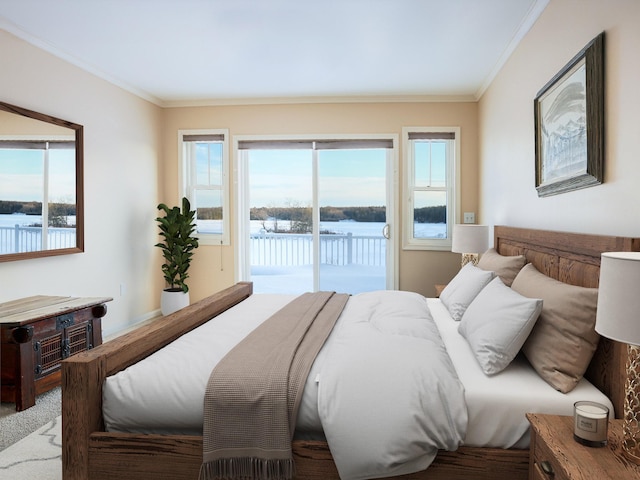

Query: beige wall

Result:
[0,28,481,332]
[0,30,164,337]
[163,102,479,300]
[479,0,640,238]
[4,0,637,334]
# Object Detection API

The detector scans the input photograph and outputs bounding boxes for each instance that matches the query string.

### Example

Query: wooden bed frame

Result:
[62,226,640,480]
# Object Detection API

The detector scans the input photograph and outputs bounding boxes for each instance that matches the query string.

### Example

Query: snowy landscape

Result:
[0,213,446,295]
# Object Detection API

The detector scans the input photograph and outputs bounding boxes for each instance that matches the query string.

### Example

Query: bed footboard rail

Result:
[61,282,253,480]
[73,432,529,480]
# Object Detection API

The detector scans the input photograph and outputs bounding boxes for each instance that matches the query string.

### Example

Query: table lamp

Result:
[595,251,640,464]
[451,224,489,266]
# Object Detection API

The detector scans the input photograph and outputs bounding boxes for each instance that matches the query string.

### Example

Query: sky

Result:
[248,148,387,208]
[0,149,75,203]
[1,141,446,209]
[247,142,447,209]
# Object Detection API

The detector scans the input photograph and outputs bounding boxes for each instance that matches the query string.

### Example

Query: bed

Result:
[62,226,640,480]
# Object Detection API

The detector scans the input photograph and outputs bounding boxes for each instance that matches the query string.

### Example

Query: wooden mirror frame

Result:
[0,101,84,262]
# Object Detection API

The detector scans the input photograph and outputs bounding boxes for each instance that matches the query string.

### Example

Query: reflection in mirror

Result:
[0,102,83,262]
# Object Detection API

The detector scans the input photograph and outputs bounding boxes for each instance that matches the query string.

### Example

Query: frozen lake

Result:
[0,213,76,227]
[0,213,41,227]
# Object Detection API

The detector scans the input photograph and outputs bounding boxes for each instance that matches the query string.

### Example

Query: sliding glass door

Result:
[317,147,388,293]
[247,147,314,293]
[236,137,396,295]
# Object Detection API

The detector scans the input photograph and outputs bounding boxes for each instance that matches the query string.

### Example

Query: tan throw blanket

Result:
[200,291,348,480]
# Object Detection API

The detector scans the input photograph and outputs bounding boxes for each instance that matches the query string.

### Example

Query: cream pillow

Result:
[439,263,495,321]
[458,277,543,375]
[511,263,600,393]
[477,248,526,287]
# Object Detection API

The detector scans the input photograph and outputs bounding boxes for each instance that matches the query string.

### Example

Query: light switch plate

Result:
[463,212,475,224]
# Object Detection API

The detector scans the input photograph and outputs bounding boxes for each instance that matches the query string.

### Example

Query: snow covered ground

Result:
[248,220,444,294]
[251,264,385,295]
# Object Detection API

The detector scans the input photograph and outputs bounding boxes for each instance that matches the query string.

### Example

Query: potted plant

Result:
[155,197,199,315]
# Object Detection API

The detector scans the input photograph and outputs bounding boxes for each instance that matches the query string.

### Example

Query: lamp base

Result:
[460,253,479,266]
[623,344,640,465]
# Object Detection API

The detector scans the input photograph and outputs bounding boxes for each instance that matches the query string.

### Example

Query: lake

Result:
[0,213,76,227]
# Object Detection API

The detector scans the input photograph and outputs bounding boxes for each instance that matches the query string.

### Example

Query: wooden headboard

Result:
[494,226,640,419]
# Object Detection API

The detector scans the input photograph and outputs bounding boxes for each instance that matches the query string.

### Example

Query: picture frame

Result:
[534,32,604,197]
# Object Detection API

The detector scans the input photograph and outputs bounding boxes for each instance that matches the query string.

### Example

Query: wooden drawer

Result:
[530,462,550,480]
[527,413,640,480]
[530,435,567,480]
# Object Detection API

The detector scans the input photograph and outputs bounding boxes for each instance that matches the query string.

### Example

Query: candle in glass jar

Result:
[573,401,609,447]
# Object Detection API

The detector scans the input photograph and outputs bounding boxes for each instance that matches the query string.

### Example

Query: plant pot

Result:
[161,289,190,316]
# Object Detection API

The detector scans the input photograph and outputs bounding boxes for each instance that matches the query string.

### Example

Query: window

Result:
[0,138,76,254]
[235,135,398,293]
[179,130,230,245]
[402,127,459,250]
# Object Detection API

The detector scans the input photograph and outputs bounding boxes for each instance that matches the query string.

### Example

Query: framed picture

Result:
[534,32,604,197]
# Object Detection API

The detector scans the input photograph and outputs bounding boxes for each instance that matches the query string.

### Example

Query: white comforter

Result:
[103,291,467,480]
[317,290,467,479]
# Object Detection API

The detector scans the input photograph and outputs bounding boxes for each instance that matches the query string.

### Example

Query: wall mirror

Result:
[0,101,83,262]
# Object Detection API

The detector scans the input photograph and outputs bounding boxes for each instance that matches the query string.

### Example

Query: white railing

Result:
[250,232,385,267]
[0,225,76,253]
[1,226,383,264]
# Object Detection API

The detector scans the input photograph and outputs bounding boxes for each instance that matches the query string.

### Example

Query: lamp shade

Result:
[451,224,489,254]
[595,252,640,345]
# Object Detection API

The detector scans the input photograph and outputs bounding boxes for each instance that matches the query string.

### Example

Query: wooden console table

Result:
[0,295,112,411]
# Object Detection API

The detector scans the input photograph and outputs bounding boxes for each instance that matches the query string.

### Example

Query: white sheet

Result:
[427,298,614,449]
[103,292,613,453]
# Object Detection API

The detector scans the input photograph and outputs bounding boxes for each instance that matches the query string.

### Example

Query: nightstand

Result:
[527,413,640,479]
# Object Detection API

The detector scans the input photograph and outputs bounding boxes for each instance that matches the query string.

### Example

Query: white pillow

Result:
[439,263,495,321]
[458,277,543,375]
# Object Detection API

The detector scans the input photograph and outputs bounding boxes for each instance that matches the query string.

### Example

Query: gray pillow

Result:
[458,277,543,375]
[439,263,495,321]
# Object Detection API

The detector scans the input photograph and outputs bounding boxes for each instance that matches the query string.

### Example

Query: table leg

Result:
[15,341,36,411]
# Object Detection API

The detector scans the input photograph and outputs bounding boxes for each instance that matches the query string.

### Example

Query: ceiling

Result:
[0,0,549,107]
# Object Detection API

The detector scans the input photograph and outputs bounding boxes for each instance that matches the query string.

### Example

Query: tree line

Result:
[246,205,446,235]
[247,205,446,224]
[413,205,446,224]
[0,200,76,216]
[4,202,444,224]
[193,204,446,229]
[250,206,390,223]
[250,205,447,223]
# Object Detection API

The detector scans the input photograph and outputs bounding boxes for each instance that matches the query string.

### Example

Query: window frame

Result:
[402,126,460,251]
[233,133,399,290]
[0,136,77,253]
[178,129,230,246]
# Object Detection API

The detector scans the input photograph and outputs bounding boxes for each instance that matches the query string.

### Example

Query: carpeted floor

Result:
[0,388,62,479]
[0,414,61,479]
[0,386,61,450]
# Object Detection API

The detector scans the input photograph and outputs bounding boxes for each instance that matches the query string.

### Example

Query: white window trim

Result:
[402,126,460,251]
[0,134,76,249]
[178,129,230,246]
[233,133,399,290]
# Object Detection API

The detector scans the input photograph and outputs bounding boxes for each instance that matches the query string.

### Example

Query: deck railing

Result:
[1,226,384,266]
[0,224,76,253]
[249,232,385,267]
